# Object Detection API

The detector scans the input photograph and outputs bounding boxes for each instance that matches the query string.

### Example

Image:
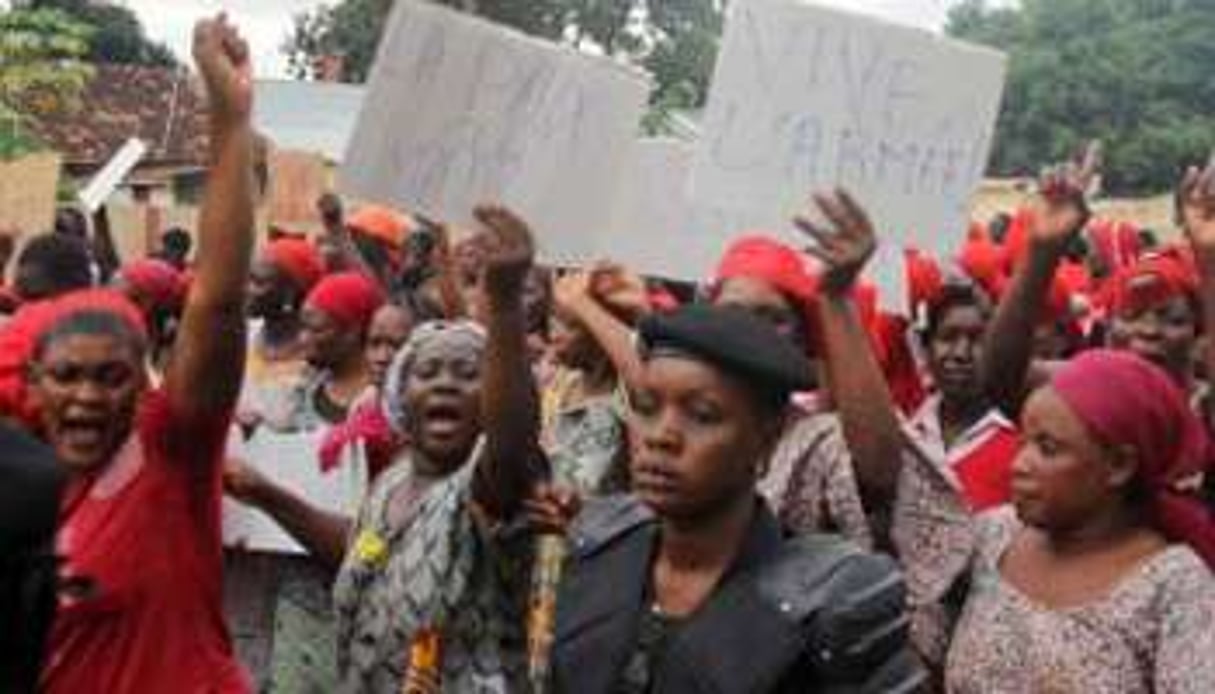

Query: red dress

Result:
[42,390,250,694]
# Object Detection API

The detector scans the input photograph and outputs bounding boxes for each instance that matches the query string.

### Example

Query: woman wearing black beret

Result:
[542,191,924,693]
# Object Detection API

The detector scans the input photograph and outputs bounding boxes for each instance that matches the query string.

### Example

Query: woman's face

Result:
[714,277,807,353]
[627,355,779,522]
[31,333,145,473]
[1109,297,1197,382]
[300,307,361,371]
[366,306,415,389]
[927,303,987,407]
[401,339,483,473]
[1013,387,1133,533]
[316,234,349,273]
[247,259,294,318]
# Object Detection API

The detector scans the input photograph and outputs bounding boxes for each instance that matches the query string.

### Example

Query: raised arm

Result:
[1180,150,1215,425]
[472,205,546,520]
[980,143,1100,417]
[554,270,646,390]
[165,15,256,423]
[796,190,905,528]
[90,206,122,284]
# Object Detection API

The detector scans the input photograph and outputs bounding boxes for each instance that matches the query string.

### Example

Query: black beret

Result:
[638,304,814,400]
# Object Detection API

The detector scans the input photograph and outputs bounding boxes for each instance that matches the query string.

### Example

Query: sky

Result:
[120,0,974,79]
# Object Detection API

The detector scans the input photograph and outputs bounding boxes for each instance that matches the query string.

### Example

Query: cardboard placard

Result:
[690,0,1007,304]
[340,0,650,265]
[223,427,365,555]
[0,152,61,236]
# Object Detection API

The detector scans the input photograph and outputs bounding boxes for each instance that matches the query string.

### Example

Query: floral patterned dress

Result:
[331,445,532,693]
[541,368,629,497]
[946,510,1215,693]
[757,408,875,548]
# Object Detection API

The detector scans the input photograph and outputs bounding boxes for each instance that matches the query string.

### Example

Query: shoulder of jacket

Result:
[757,537,918,686]
[567,494,654,559]
[755,535,906,635]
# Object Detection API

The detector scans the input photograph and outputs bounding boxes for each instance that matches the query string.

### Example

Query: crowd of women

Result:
[1,14,1214,694]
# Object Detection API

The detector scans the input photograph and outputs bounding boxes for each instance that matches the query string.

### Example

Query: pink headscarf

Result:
[1051,350,1215,569]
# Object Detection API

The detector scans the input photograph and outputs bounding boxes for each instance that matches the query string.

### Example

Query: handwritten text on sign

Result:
[691,0,1006,292]
[340,1,649,265]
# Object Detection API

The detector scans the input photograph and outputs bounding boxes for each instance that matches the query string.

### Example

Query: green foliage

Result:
[29,0,177,67]
[0,7,94,160]
[283,0,724,123]
[947,0,1215,195]
[285,0,394,83]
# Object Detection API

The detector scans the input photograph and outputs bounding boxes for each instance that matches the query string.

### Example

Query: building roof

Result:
[23,64,210,170]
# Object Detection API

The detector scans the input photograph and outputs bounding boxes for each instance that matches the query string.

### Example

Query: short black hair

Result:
[16,234,93,299]
[922,282,992,343]
[33,309,147,363]
[53,208,88,238]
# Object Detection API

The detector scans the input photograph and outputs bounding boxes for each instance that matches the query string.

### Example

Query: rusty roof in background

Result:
[22,64,210,169]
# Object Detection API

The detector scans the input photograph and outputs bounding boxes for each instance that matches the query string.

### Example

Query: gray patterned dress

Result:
[331,446,532,692]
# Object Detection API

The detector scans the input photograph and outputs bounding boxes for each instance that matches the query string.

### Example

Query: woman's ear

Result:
[1105,444,1139,491]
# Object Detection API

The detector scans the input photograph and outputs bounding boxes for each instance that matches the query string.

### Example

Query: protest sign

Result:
[605,139,715,281]
[78,138,147,214]
[267,149,328,228]
[0,152,60,236]
[340,0,650,266]
[223,427,363,554]
[690,0,1007,304]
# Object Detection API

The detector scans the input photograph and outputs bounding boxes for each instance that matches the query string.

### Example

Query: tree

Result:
[947,0,1215,195]
[29,0,177,67]
[0,7,93,159]
[282,0,724,131]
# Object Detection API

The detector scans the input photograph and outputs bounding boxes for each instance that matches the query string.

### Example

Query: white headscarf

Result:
[381,320,487,434]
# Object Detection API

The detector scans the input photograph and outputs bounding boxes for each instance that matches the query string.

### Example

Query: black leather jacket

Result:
[551,496,925,693]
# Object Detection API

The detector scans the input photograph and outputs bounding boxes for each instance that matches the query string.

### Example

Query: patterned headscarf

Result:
[382,320,487,435]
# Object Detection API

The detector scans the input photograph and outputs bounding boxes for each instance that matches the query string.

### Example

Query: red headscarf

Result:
[304,272,386,331]
[714,236,818,309]
[906,248,944,317]
[1001,207,1037,274]
[120,259,187,313]
[265,238,324,293]
[714,235,819,344]
[958,234,1009,301]
[1088,219,1142,275]
[1051,350,1215,569]
[1105,250,1199,318]
[0,289,147,428]
[318,396,403,479]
